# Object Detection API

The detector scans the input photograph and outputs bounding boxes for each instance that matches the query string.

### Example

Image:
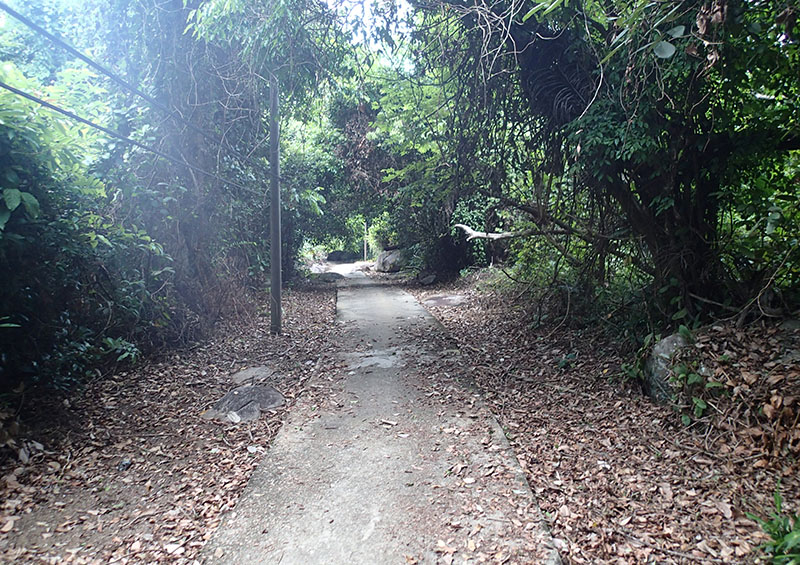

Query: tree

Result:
[402,0,799,318]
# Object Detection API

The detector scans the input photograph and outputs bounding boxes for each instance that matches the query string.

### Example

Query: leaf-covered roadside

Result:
[0,285,341,563]
[412,274,799,564]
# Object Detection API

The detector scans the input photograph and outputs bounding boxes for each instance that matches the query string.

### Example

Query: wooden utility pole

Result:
[269,74,281,334]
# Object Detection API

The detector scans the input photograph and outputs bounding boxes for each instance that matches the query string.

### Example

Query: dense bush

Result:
[0,66,174,393]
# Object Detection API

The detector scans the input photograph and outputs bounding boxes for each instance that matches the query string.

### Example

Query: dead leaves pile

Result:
[672,323,800,463]
[0,285,340,564]
[411,280,799,564]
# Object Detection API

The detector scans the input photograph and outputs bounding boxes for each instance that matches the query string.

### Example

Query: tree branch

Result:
[453,223,567,240]
[454,223,581,266]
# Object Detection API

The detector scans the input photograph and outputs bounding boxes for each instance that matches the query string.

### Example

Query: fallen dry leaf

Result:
[409,273,799,565]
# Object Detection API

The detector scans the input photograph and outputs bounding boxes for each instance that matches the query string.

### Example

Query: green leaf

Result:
[20,192,39,219]
[0,316,20,328]
[681,414,691,426]
[666,25,685,38]
[687,373,703,386]
[0,209,9,231]
[672,308,688,320]
[2,188,22,212]
[678,324,693,343]
[522,0,562,21]
[782,530,800,550]
[542,0,565,16]
[653,41,677,58]
[692,396,707,417]
[600,41,628,65]
[4,169,20,185]
[705,380,725,389]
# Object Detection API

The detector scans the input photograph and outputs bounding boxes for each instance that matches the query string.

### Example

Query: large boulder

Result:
[327,250,360,262]
[375,249,408,273]
[643,334,687,403]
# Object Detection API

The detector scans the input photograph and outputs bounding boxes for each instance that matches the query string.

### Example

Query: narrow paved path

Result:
[203,270,560,564]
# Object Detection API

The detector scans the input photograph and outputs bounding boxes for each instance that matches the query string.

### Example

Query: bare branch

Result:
[454,223,567,240]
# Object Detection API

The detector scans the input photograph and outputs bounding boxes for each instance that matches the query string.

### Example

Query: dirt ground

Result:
[410,270,799,564]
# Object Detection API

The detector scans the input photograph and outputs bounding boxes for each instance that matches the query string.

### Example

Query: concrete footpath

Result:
[202,271,561,564]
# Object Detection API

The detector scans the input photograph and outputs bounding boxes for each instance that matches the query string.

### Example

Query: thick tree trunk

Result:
[603,167,726,316]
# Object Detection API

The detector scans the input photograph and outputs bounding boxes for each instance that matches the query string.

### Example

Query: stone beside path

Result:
[200,385,285,424]
[202,269,561,564]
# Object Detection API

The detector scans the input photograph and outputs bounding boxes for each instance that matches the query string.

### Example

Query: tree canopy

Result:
[0,0,797,393]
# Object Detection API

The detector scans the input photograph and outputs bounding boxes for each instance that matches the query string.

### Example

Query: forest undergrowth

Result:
[410,270,800,564]
[0,284,341,564]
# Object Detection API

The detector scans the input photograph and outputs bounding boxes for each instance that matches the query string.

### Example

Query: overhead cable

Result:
[0,0,269,176]
[0,79,257,194]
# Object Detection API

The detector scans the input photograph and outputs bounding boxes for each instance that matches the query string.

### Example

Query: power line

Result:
[0,79,257,194]
[0,0,270,177]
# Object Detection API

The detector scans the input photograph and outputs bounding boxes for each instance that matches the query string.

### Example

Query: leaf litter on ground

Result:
[3,268,798,564]
[408,271,799,564]
[0,284,341,564]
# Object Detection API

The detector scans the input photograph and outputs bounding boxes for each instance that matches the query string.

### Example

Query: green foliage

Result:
[0,0,94,82]
[279,113,367,268]
[187,0,350,111]
[1,0,797,398]
[725,153,800,303]
[0,61,173,392]
[669,356,728,424]
[379,0,800,325]
[367,212,395,257]
[621,332,657,381]
[101,336,139,363]
[748,483,800,564]
[0,0,374,398]
[569,0,798,314]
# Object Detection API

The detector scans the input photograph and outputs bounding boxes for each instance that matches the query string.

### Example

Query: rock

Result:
[317,272,344,283]
[226,400,260,422]
[375,249,407,273]
[117,458,132,472]
[231,366,276,385]
[326,250,360,262]
[418,273,436,285]
[202,385,285,423]
[643,334,687,403]
[780,319,800,331]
